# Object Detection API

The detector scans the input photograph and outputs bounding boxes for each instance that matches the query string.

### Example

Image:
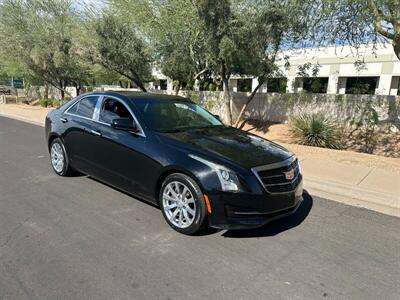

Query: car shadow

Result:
[221,191,313,238]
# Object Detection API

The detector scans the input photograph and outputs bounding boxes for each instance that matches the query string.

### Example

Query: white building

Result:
[151,43,400,96]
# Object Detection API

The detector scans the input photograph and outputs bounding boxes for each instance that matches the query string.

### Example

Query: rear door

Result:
[62,95,100,173]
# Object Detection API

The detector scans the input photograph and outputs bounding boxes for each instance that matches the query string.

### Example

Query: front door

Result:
[86,97,159,200]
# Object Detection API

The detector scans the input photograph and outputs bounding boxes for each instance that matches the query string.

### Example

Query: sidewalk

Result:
[1,104,399,217]
[0,103,52,126]
[298,155,399,217]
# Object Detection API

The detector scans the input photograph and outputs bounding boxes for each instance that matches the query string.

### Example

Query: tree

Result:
[91,14,152,92]
[106,1,303,125]
[304,0,400,60]
[0,0,90,99]
[195,0,237,124]
[233,1,297,127]
[108,0,210,95]
[155,0,208,95]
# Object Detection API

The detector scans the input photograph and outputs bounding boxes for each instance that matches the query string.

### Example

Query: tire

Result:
[159,173,208,235]
[49,138,74,176]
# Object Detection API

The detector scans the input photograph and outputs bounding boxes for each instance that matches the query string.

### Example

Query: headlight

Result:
[189,154,242,192]
[297,160,302,174]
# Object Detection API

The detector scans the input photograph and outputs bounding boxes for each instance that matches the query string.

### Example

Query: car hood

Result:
[158,126,293,169]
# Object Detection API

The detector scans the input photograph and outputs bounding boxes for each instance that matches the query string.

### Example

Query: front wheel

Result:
[159,173,208,235]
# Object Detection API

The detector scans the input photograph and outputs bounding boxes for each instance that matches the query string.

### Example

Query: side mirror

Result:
[111,118,139,132]
[214,114,221,121]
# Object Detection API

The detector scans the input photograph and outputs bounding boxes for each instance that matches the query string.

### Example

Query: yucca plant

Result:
[290,113,342,149]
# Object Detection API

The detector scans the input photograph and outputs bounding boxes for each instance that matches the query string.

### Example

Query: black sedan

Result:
[45,91,303,235]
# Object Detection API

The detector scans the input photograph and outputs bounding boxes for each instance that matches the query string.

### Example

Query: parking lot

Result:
[0,116,399,300]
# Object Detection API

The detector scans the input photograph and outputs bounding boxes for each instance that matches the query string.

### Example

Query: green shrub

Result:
[290,113,342,149]
[51,99,60,107]
[39,98,49,107]
[38,98,61,107]
[348,99,379,153]
[204,99,217,111]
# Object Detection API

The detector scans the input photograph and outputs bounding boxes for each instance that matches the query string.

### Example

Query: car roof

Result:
[96,91,192,103]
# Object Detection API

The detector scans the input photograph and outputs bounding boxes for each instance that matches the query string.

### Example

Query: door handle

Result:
[90,130,102,137]
[60,117,68,123]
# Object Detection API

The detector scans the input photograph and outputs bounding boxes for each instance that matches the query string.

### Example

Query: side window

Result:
[99,98,133,124]
[67,96,98,119]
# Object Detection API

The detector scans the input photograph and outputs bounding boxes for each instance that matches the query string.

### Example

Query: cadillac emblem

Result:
[284,169,295,181]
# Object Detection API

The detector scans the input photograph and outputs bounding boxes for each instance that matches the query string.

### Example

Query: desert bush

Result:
[51,99,60,107]
[290,113,342,149]
[348,100,379,153]
[38,98,61,107]
[39,98,49,107]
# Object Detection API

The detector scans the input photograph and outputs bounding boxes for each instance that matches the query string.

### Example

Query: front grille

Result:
[256,159,301,193]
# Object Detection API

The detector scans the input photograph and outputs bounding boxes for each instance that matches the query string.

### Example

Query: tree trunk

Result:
[128,69,147,92]
[76,84,81,96]
[393,34,400,60]
[234,81,264,128]
[44,83,49,100]
[134,80,147,92]
[175,82,181,96]
[60,80,65,101]
[222,77,232,125]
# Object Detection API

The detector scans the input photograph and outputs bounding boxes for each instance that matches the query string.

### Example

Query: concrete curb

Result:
[304,177,400,217]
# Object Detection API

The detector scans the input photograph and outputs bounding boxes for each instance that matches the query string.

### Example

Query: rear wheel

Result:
[160,173,208,235]
[50,138,74,176]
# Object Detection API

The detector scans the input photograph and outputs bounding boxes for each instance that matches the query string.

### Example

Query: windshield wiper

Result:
[159,128,187,133]
[187,124,225,130]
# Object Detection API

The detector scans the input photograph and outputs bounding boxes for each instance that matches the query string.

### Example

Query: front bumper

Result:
[207,179,303,230]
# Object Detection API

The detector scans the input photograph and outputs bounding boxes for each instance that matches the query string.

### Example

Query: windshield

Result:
[134,100,223,132]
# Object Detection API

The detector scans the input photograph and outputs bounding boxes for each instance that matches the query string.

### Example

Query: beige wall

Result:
[156,90,400,129]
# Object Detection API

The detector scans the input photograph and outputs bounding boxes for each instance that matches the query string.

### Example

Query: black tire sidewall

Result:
[159,173,207,235]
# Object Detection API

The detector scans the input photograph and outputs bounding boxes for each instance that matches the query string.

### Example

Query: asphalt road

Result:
[0,116,399,300]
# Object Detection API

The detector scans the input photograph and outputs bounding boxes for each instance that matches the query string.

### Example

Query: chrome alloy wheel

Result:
[162,181,197,229]
[51,142,65,173]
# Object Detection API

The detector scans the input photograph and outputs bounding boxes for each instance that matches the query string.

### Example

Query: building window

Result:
[302,77,328,93]
[345,77,378,95]
[267,78,287,93]
[237,79,252,92]
[160,80,168,90]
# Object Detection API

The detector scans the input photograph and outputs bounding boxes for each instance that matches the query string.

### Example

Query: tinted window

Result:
[346,77,378,94]
[134,100,223,132]
[237,79,252,92]
[303,77,328,93]
[267,78,287,93]
[99,98,133,124]
[68,96,98,118]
